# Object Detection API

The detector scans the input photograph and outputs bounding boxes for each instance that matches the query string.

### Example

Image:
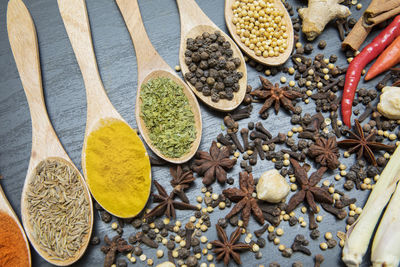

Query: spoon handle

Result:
[176,0,214,36]
[116,0,169,84]
[7,0,63,156]
[58,0,112,117]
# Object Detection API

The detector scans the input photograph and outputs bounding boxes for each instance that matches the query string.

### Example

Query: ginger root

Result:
[299,0,351,41]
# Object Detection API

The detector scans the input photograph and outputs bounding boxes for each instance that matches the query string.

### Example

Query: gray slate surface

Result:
[0,0,382,266]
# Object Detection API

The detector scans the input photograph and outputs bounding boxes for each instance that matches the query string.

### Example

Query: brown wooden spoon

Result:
[7,0,93,265]
[116,0,202,164]
[57,0,151,218]
[176,0,247,112]
[224,0,294,66]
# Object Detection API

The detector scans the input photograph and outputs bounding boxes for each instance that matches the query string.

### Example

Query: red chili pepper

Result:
[341,15,400,127]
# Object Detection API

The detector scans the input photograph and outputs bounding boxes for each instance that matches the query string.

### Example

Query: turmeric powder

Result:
[85,119,151,218]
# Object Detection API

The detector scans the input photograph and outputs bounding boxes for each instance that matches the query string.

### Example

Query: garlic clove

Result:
[256,169,290,203]
[377,86,400,120]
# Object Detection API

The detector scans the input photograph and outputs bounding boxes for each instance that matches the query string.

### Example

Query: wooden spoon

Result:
[116,0,202,164]
[57,0,151,218]
[7,0,93,265]
[224,0,294,66]
[0,184,31,266]
[176,0,247,112]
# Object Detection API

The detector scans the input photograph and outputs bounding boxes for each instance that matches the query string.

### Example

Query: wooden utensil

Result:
[0,184,31,267]
[224,0,294,66]
[7,0,93,265]
[176,0,247,112]
[116,0,202,164]
[57,0,151,218]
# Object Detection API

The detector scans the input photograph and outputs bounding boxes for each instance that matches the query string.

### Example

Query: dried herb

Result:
[192,141,236,185]
[286,159,332,213]
[170,165,195,203]
[101,235,133,267]
[337,119,395,166]
[223,172,265,227]
[250,76,303,114]
[145,181,197,219]
[140,77,196,158]
[210,224,251,265]
[308,137,340,169]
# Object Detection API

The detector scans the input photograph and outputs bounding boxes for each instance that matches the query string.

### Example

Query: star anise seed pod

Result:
[211,224,251,265]
[287,158,332,213]
[223,171,264,227]
[170,165,195,203]
[337,120,395,166]
[193,141,236,185]
[145,181,197,219]
[308,137,340,169]
[250,76,303,115]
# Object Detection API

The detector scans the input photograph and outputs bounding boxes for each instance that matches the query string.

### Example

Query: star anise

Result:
[101,235,133,267]
[145,181,197,219]
[250,76,303,114]
[170,165,195,203]
[192,141,236,185]
[223,171,264,227]
[308,136,340,169]
[287,158,333,213]
[210,224,251,266]
[337,119,395,166]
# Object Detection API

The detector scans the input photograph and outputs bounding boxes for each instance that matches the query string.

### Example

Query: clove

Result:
[330,111,341,138]
[314,254,324,267]
[184,222,195,249]
[228,132,244,153]
[263,212,281,226]
[358,103,373,123]
[264,133,286,145]
[335,196,356,209]
[217,133,232,146]
[281,149,304,162]
[149,156,167,166]
[258,202,281,216]
[136,232,158,249]
[250,131,269,141]
[230,105,253,121]
[291,235,311,255]
[224,115,238,133]
[254,224,269,238]
[255,122,272,139]
[321,203,347,220]
[308,210,318,230]
[335,18,346,41]
[249,148,258,166]
[254,138,265,160]
[240,128,250,151]
[305,112,324,132]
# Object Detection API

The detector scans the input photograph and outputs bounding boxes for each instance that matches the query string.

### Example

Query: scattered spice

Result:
[85,119,151,218]
[26,159,90,261]
[308,136,340,169]
[170,165,195,203]
[101,235,133,267]
[0,211,29,267]
[140,77,196,158]
[210,224,251,265]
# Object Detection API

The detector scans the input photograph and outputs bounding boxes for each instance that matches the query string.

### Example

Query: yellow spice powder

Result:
[85,119,151,218]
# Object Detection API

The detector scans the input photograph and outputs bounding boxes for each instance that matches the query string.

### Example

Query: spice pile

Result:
[184,31,243,102]
[140,77,197,158]
[25,159,90,261]
[231,0,290,58]
[0,211,30,267]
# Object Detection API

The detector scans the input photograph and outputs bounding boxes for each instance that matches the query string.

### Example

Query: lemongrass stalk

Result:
[342,145,400,267]
[371,180,400,267]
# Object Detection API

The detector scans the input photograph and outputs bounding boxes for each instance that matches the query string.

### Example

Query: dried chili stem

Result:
[342,146,400,267]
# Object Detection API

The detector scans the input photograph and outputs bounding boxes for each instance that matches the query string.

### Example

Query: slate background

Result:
[0,0,383,266]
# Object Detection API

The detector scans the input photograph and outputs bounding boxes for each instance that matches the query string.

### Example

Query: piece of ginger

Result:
[299,0,351,41]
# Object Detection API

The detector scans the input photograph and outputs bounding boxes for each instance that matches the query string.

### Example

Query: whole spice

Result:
[377,86,400,120]
[210,224,251,265]
[341,15,400,127]
[308,137,340,169]
[85,119,151,218]
[286,159,332,213]
[0,211,29,267]
[343,146,400,267]
[101,235,133,267]
[337,120,395,166]
[223,171,265,227]
[256,169,290,203]
[192,141,236,185]
[26,159,90,261]
[170,165,195,204]
[140,77,196,158]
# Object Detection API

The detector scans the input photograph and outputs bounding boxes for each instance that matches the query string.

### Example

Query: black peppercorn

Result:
[133,246,143,256]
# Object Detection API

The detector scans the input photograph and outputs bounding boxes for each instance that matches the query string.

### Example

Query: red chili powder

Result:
[0,210,30,267]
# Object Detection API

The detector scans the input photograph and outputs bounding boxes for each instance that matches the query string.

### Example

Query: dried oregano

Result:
[140,77,196,158]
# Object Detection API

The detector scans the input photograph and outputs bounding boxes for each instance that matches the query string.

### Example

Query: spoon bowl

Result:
[116,0,202,164]
[224,0,294,66]
[176,0,247,112]
[7,0,93,265]
[0,185,31,267]
[58,0,152,219]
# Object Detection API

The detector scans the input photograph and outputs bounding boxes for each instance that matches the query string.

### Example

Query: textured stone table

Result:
[0,0,378,266]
